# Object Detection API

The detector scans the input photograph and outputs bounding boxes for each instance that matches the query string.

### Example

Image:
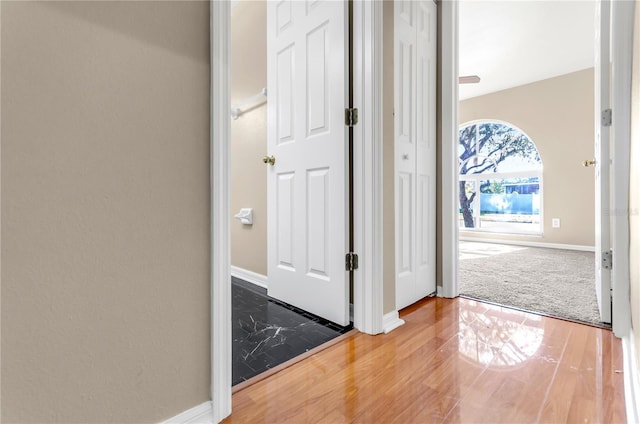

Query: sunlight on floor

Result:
[459,240,529,260]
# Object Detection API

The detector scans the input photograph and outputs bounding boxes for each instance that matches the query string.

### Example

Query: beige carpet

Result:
[459,241,604,326]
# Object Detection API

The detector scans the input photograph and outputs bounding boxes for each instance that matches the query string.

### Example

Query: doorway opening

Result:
[229,0,354,388]
[456,0,607,327]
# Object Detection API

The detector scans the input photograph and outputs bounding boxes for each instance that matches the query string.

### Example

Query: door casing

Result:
[610,0,634,338]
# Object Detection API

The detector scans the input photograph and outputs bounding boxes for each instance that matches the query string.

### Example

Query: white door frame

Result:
[210,1,231,420]
[439,0,459,298]
[610,0,634,338]
[439,0,634,337]
[210,1,384,421]
[351,0,385,336]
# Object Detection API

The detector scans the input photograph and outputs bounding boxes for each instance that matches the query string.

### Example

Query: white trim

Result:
[230,266,268,290]
[439,0,459,299]
[352,0,384,335]
[623,333,640,424]
[163,401,213,424]
[210,1,231,422]
[382,311,405,334]
[459,237,595,252]
[611,0,634,338]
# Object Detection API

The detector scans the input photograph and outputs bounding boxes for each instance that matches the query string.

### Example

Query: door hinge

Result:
[601,109,612,127]
[345,252,359,271]
[603,249,613,270]
[345,108,358,127]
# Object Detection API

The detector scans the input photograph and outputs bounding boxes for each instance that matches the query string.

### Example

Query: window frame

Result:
[458,120,544,236]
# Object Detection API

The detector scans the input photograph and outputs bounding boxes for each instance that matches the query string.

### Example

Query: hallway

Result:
[224,297,625,423]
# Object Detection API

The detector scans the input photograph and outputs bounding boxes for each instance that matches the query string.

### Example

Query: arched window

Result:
[458,121,543,234]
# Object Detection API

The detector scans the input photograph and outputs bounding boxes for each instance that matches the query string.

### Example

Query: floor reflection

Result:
[458,302,544,367]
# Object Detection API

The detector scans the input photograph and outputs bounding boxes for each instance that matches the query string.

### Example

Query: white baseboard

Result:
[230,266,268,289]
[162,401,213,424]
[382,311,405,334]
[459,236,595,252]
[623,331,640,424]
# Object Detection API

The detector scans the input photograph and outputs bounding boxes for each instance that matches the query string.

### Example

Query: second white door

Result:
[395,0,437,310]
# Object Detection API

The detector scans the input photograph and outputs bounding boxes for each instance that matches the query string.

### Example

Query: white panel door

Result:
[395,0,437,311]
[415,0,437,303]
[594,0,612,324]
[395,0,416,311]
[267,0,349,325]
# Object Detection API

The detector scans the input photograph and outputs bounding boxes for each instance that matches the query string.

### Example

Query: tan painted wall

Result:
[383,0,396,314]
[629,0,640,373]
[459,68,596,247]
[1,2,211,422]
[230,1,268,276]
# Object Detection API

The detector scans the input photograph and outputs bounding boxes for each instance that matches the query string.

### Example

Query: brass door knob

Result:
[582,159,596,167]
[263,155,276,166]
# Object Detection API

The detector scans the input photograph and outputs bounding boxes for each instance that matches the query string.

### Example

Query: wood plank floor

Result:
[223,297,626,423]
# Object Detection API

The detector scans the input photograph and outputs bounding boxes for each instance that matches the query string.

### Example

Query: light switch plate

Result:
[552,218,561,228]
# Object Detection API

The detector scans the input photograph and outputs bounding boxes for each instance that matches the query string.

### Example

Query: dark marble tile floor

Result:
[232,277,352,386]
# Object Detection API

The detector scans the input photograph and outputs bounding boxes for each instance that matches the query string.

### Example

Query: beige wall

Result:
[459,68,596,247]
[1,2,211,422]
[629,0,640,373]
[230,1,268,276]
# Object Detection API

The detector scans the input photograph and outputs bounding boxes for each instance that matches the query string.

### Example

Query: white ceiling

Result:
[459,0,596,100]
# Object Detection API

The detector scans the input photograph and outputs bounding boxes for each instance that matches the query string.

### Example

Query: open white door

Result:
[266,0,349,325]
[594,0,612,324]
[395,0,437,310]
